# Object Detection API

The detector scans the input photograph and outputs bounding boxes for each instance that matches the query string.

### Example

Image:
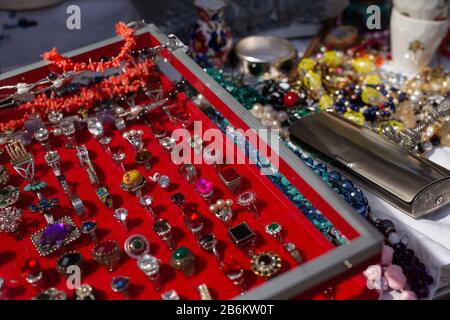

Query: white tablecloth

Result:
[363,147,450,298]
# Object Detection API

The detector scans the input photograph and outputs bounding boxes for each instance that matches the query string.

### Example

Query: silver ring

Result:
[76,145,90,167]
[178,164,197,183]
[218,167,242,195]
[70,194,85,216]
[124,234,150,259]
[159,137,176,152]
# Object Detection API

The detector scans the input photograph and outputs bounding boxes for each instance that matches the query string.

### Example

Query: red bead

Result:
[150,122,166,136]
[185,212,202,228]
[283,91,299,108]
[177,111,191,121]
[21,258,42,279]
[221,260,242,275]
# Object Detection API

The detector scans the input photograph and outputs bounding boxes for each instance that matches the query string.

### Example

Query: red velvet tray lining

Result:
[0,32,375,300]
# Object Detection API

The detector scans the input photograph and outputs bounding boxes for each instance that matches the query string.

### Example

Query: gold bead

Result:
[225,199,233,207]
[216,199,225,209]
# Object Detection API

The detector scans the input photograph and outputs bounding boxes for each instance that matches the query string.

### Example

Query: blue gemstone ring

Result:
[111,276,130,299]
[80,221,98,244]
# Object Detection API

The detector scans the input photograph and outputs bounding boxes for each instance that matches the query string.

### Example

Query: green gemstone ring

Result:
[265,222,283,243]
[170,246,196,277]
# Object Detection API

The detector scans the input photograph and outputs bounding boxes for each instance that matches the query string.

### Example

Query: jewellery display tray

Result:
[0,23,383,300]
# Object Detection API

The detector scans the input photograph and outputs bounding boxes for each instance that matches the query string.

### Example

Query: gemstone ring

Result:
[0,185,20,209]
[80,221,98,244]
[0,207,23,238]
[209,198,233,226]
[149,173,170,190]
[111,276,130,300]
[265,222,283,243]
[99,136,112,154]
[236,191,260,219]
[0,165,9,187]
[284,242,303,265]
[178,164,197,183]
[34,127,51,152]
[220,260,246,293]
[184,212,204,241]
[137,254,162,291]
[123,129,144,152]
[59,120,77,148]
[153,219,175,251]
[32,288,67,300]
[199,234,221,261]
[112,151,126,172]
[161,289,180,300]
[30,216,80,257]
[218,167,242,194]
[250,251,282,279]
[228,222,257,258]
[170,246,196,277]
[21,258,44,289]
[56,251,84,277]
[96,186,113,209]
[135,149,152,171]
[87,118,104,140]
[171,192,185,213]
[149,122,166,139]
[159,137,177,153]
[114,208,129,232]
[124,234,150,259]
[139,195,155,219]
[121,170,146,198]
[194,178,214,203]
[92,240,122,272]
[75,284,96,300]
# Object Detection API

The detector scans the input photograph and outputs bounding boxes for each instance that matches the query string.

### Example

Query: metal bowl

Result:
[235,36,297,79]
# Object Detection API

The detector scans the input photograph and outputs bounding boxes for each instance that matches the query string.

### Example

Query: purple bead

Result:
[417,262,426,272]
[424,274,434,285]
[96,110,114,124]
[392,243,406,251]
[415,286,429,298]
[24,117,44,133]
[377,219,396,236]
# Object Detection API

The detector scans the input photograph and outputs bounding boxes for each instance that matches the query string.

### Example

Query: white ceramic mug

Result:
[393,0,448,21]
[390,8,448,75]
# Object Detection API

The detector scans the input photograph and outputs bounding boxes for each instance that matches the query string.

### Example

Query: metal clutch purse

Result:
[289,111,450,219]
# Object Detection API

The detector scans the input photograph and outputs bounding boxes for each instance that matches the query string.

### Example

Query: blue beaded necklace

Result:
[202,105,350,245]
